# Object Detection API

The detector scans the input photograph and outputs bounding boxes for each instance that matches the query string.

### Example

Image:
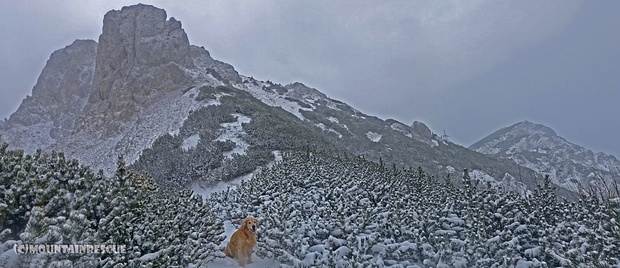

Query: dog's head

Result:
[243,217,259,233]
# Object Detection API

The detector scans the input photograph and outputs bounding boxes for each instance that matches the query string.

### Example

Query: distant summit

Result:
[471,120,620,192]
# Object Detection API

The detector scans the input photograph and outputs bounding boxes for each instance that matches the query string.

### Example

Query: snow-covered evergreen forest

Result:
[0,143,223,267]
[1,142,620,267]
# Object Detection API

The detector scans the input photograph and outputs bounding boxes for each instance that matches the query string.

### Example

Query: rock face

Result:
[0,40,97,151]
[411,121,433,140]
[470,120,620,192]
[190,45,241,85]
[76,4,194,136]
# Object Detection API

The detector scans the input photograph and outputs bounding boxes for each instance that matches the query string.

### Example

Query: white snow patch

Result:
[239,76,314,120]
[273,150,283,162]
[445,166,456,174]
[0,240,20,268]
[328,116,339,124]
[470,170,497,183]
[470,170,532,197]
[315,123,343,138]
[192,172,254,199]
[168,129,180,136]
[203,96,222,108]
[325,101,342,111]
[366,131,382,142]
[432,139,439,147]
[139,249,163,261]
[192,151,283,200]
[274,97,312,120]
[216,114,252,159]
[305,95,319,103]
[181,133,200,150]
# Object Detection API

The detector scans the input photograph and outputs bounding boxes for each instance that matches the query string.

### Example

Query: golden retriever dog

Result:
[224,217,259,266]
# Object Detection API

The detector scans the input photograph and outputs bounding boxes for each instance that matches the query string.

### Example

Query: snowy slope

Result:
[192,151,284,199]
[235,77,316,121]
[215,113,252,158]
[61,81,223,175]
[470,120,620,192]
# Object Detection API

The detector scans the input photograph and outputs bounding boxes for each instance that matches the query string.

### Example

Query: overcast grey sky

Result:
[1,1,619,157]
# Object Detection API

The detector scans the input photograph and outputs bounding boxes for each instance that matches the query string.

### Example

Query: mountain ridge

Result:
[1,4,556,196]
[470,120,620,192]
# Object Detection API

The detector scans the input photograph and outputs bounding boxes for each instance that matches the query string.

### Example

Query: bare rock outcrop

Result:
[411,120,433,140]
[76,4,195,136]
[0,39,97,152]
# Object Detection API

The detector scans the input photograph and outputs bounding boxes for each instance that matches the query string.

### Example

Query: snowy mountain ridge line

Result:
[470,120,620,193]
[0,4,567,196]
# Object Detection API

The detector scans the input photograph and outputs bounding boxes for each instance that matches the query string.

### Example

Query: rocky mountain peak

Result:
[97,4,192,68]
[284,82,328,100]
[471,121,620,192]
[0,39,97,151]
[77,4,195,136]
[6,39,97,128]
[511,120,557,137]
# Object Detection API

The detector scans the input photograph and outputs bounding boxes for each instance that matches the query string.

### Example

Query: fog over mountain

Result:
[1,0,619,157]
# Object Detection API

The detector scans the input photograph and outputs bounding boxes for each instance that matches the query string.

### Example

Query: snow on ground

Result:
[196,151,286,266]
[445,166,456,174]
[314,123,343,138]
[239,77,314,121]
[325,101,342,111]
[192,172,254,200]
[272,150,283,163]
[469,170,532,197]
[193,151,284,199]
[470,170,497,184]
[431,139,439,147]
[66,84,223,176]
[327,117,339,124]
[216,114,252,159]
[304,95,319,103]
[366,131,382,142]
[206,221,280,268]
[181,133,200,150]
[0,240,20,268]
[274,97,313,121]
[139,249,164,261]
[169,85,221,137]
